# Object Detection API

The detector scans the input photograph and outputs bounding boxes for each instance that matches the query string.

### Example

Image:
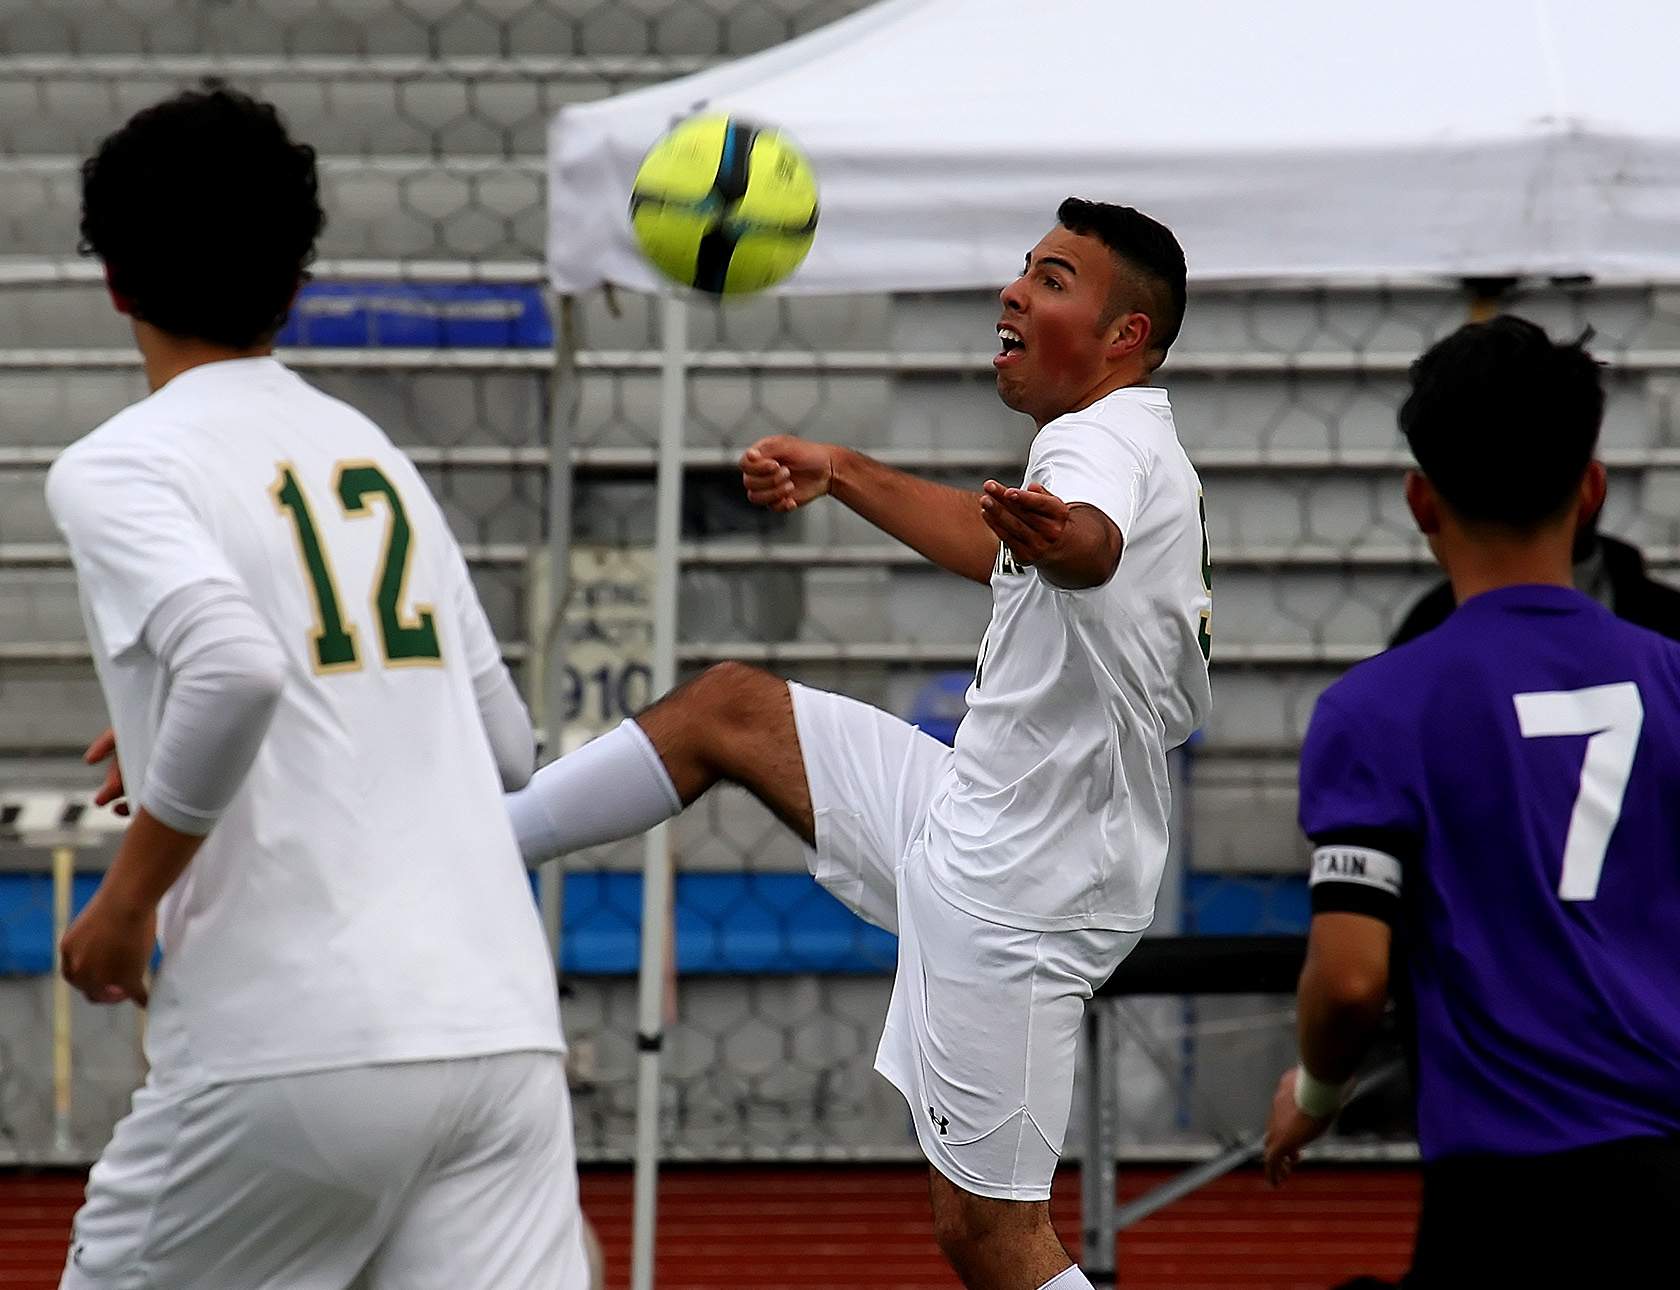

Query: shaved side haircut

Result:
[1056,197,1187,365]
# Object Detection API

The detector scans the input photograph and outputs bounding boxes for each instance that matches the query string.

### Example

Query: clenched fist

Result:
[741,436,837,513]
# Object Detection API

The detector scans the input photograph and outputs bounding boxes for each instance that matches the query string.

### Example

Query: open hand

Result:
[60,890,153,1006]
[85,728,129,817]
[1263,1068,1335,1187]
[980,481,1070,566]
[741,436,836,513]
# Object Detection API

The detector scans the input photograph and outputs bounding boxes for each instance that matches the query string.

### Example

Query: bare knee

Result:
[690,661,784,721]
[637,661,755,727]
[634,662,797,805]
[642,662,781,745]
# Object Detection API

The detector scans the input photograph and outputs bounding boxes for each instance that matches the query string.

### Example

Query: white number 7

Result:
[1513,682,1644,902]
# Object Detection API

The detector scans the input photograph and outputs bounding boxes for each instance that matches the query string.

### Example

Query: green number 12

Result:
[272,461,443,672]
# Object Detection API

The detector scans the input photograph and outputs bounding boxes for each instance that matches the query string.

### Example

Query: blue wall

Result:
[558,872,898,974]
[1184,874,1311,936]
[0,870,1310,977]
[0,873,100,974]
[0,871,897,977]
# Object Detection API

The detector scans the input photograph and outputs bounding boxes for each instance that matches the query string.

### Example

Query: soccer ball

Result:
[629,114,819,296]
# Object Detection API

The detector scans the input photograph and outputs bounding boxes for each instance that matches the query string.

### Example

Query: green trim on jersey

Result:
[335,462,443,666]
[272,464,361,672]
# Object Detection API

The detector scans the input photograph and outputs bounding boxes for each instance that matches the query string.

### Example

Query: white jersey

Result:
[924,386,1212,932]
[47,357,561,1085]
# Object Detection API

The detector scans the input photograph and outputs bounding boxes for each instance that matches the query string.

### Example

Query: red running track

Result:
[0,1164,1418,1289]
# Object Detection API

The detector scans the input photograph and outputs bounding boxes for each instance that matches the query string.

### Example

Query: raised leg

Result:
[634,661,814,845]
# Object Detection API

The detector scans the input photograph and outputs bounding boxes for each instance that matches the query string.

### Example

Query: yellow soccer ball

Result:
[629,115,819,296]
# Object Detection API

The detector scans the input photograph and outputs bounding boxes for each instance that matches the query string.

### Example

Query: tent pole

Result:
[538,291,580,972]
[52,844,75,1157]
[630,292,687,1290]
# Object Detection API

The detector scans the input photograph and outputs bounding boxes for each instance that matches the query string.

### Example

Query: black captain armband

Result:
[1307,829,1414,925]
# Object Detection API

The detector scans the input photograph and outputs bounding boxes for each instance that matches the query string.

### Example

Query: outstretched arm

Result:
[742,436,1122,587]
[979,482,1121,590]
[742,436,997,583]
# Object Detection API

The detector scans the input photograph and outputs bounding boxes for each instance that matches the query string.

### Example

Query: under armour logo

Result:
[928,1106,949,1135]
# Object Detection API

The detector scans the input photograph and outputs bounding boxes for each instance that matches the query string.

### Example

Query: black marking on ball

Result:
[693,119,759,294]
[713,119,757,203]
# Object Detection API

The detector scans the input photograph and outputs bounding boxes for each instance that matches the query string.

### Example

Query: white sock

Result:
[1037,1267,1095,1290]
[507,719,682,863]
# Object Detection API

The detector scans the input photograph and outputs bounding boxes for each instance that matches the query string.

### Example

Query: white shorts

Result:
[61,1051,589,1290]
[790,683,1138,1202]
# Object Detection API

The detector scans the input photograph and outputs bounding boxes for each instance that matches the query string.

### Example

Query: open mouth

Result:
[997,325,1024,358]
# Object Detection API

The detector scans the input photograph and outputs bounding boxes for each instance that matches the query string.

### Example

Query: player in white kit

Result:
[510,199,1210,1290]
[50,88,589,1289]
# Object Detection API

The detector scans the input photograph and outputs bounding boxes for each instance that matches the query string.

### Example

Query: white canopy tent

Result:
[544,5,1680,1286]
[550,0,1680,293]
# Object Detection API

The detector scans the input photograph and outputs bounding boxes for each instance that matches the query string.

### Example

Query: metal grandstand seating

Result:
[4,0,1680,1171]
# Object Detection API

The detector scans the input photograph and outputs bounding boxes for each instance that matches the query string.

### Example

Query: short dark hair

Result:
[80,86,325,348]
[1056,197,1187,361]
[1400,316,1604,527]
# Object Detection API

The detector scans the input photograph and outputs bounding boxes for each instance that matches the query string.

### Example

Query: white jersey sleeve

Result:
[137,581,287,835]
[47,435,243,658]
[1027,417,1150,541]
[474,666,536,791]
[449,534,507,684]
[445,535,535,788]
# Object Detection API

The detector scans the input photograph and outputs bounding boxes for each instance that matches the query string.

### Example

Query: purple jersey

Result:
[1300,584,1680,1161]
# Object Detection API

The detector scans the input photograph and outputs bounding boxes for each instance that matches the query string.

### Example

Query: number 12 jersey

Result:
[1300,583,1680,1161]
[47,357,561,1085]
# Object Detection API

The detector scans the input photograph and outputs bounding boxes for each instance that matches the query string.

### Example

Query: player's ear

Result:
[1578,460,1608,523]
[1404,471,1442,536]
[1108,310,1151,361]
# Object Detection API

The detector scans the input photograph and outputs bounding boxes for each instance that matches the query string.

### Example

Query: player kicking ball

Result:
[511,199,1211,1290]
[1265,317,1680,1284]
[52,89,589,1289]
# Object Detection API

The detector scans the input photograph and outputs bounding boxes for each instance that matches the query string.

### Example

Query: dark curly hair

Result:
[79,85,325,348]
[1057,197,1187,363]
[1400,316,1604,527]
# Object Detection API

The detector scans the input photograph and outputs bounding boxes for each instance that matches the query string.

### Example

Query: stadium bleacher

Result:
[4,0,1680,1179]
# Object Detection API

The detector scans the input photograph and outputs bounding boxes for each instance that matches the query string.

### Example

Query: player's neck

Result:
[1044,364,1153,429]
[1436,523,1576,606]
[132,319,273,393]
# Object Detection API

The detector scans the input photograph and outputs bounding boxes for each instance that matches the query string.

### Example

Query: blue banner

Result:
[276,282,552,348]
[0,871,896,977]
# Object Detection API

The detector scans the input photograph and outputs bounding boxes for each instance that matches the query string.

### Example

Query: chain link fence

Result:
[4,0,1680,1165]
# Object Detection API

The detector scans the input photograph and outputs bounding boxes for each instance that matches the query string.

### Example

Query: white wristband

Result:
[1293,1065,1347,1119]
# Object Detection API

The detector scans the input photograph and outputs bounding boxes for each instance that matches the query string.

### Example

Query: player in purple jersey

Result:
[1262,317,1680,1286]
